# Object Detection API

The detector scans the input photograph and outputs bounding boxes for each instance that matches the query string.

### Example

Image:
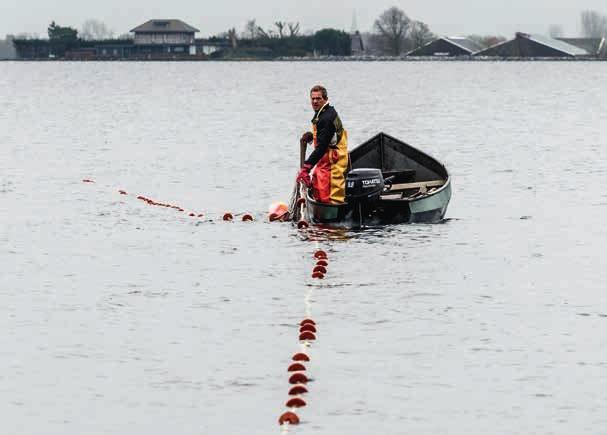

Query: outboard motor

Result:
[345,168,385,226]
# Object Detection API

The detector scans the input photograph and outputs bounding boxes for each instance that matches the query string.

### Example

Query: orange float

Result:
[292,352,310,362]
[286,398,306,408]
[314,250,328,259]
[313,265,327,274]
[299,331,316,341]
[288,385,308,395]
[278,411,300,425]
[289,373,308,384]
[299,324,317,333]
[288,363,306,372]
[268,202,288,221]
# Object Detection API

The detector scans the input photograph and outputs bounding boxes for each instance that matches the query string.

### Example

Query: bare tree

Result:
[373,7,411,56]
[581,10,607,37]
[256,26,272,39]
[409,20,434,50]
[81,19,113,40]
[548,24,564,38]
[288,22,300,37]
[227,28,238,48]
[275,21,285,38]
[243,19,259,39]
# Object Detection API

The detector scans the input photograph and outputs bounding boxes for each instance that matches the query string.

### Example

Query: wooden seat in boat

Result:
[381,179,445,200]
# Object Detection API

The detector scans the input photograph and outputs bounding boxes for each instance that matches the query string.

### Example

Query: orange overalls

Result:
[311,106,349,204]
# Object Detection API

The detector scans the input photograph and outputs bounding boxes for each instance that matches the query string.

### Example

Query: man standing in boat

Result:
[297,85,349,204]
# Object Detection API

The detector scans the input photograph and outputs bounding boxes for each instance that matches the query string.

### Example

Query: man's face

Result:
[310,91,326,112]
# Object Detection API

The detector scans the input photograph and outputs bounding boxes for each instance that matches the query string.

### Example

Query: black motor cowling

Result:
[345,168,385,202]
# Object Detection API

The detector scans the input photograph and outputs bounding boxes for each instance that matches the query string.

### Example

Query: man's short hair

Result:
[310,85,328,100]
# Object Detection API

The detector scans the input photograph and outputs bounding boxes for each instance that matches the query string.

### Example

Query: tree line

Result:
[213,7,494,57]
[6,7,607,60]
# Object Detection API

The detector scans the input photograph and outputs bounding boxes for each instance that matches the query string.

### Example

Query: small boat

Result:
[303,132,451,227]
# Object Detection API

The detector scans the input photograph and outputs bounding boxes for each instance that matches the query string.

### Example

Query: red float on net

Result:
[242,214,254,221]
[288,363,306,372]
[316,259,329,267]
[312,272,324,279]
[314,250,328,260]
[223,213,233,221]
[313,265,327,274]
[289,385,308,395]
[297,220,309,229]
[292,352,310,362]
[299,331,316,341]
[118,190,127,195]
[286,398,306,408]
[300,319,316,326]
[289,373,309,384]
[299,324,317,334]
[278,411,300,425]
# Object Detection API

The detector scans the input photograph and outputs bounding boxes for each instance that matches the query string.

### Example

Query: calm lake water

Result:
[1,61,607,435]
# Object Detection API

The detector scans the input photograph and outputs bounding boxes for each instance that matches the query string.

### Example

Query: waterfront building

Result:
[130,19,199,56]
[475,32,606,58]
[406,36,482,57]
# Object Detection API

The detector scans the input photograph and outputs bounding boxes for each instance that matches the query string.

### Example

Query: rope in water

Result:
[82,179,254,221]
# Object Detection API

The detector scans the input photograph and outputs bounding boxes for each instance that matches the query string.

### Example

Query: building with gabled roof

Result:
[131,19,199,34]
[475,32,602,58]
[556,37,606,58]
[130,19,199,54]
[406,36,483,57]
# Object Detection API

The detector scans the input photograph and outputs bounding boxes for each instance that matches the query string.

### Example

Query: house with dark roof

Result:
[129,19,199,55]
[475,32,605,58]
[406,36,482,57]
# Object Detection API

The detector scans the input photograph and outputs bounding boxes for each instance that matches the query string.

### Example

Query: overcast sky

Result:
[2,0,606,38]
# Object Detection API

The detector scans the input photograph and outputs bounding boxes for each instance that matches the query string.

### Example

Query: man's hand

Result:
[296,163,313,187]
[300,131,313,146]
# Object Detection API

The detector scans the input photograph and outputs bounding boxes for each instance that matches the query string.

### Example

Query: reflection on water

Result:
[298,218,454,243]
[299,226,353,242]
[2,61,607,435]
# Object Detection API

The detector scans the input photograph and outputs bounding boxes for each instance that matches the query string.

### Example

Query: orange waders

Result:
[311,116,349,204]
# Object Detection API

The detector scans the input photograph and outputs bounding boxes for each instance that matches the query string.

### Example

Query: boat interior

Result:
[349,132,448,201]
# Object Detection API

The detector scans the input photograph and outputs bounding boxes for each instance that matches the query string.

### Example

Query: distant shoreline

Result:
[2,57,606,62]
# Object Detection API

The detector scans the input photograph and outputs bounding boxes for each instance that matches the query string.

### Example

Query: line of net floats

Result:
[83,178,329,425]
[278,249,329,427]
[82,179,310,225]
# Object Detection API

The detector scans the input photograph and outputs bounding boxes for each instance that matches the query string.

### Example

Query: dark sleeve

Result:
[305,116,336,167]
